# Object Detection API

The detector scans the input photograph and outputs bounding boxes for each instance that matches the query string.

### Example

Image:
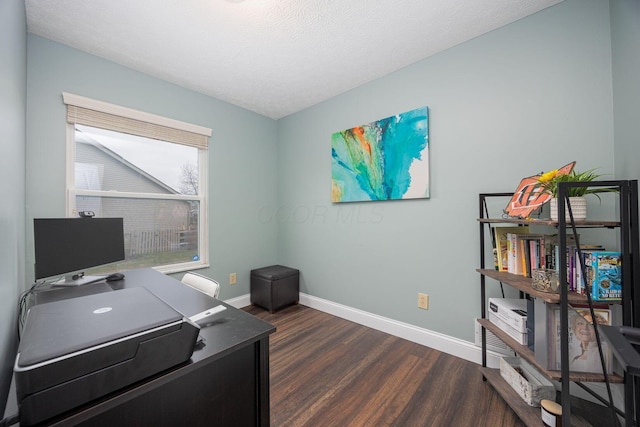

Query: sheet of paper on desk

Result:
[189,305,227,323]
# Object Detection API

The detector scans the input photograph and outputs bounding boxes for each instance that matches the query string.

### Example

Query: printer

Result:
[14,287,199,426]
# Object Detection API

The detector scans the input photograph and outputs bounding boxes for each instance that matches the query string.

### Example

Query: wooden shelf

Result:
[476,269,608,305]
[478,318,623,384]
[480,367,544,426]
[480,367,602,427]
[477,217,620,228]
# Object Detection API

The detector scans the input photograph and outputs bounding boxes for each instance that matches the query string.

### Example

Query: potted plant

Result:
[537,168,613,221]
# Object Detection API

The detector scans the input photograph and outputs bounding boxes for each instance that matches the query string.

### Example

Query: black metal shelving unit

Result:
[477,180,639,427]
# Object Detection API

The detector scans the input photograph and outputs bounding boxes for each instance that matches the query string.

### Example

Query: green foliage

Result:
[537,168,616,199]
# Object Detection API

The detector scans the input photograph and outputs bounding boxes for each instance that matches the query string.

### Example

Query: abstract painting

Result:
[331,106,429,203]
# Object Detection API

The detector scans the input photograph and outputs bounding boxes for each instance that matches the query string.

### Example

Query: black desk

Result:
[6,268,275,426]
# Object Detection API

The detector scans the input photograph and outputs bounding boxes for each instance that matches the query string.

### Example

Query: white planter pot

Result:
[550,197,587,221]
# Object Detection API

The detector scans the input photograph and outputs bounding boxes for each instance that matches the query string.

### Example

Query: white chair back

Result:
[181,272,221,299]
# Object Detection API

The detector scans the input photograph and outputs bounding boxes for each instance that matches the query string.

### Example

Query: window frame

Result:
[63,93,211,274]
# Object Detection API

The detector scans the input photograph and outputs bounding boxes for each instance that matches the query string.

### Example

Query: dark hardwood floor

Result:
[243,304,525,427]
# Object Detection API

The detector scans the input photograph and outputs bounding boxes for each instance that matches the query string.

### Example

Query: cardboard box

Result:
[489,312,528,345]
[488,298,527,333]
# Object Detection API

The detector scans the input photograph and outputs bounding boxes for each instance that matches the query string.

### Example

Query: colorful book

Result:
[516,235,528,276]
[522,234,547,277]
[545,234,578,276]
[574,246,606,296]
[508,233,517,274]
[588,251,622,301]
[493,226,529,272]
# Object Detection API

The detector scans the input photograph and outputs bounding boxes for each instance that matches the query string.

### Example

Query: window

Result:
[63,93,211,274]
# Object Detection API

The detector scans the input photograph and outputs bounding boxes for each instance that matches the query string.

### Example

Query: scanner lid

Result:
[17,287,182,367]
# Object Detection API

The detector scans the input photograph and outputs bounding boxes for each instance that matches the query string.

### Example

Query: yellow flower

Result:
[539,169,559,183]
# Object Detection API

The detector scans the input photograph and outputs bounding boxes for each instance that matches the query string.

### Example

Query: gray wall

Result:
[0,0,26,410]
[26,35,279,297]
[611,0,640,179]
[276,0,620,341]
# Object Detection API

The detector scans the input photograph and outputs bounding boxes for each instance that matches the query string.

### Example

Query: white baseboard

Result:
[226,292,504,368]
[224,294,251,309]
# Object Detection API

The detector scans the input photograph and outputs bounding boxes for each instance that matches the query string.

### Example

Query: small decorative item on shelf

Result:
[536,165,614,221]
[500,357,555,407]
[548,196,586,221]
[503,162,575,219]
[532,268,559,293]
[540,399,562,427]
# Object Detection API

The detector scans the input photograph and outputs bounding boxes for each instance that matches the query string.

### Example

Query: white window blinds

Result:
[63,92,212,149]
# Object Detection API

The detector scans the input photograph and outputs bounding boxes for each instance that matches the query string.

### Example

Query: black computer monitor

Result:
[34,218,125,286]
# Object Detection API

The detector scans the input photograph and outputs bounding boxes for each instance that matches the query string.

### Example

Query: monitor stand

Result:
[53,273,107,287]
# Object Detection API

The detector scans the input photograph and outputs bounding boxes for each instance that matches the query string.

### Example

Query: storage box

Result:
[488,298,528,333]
[500,357,555,407]
[250,265,299,313]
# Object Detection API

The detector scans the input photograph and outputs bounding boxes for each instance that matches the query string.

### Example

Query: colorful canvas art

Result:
[331,107,429,203]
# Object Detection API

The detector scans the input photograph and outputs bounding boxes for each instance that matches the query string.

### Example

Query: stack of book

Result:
[576,250,622,301]
[494,226,549,277]
[492,226,622,301]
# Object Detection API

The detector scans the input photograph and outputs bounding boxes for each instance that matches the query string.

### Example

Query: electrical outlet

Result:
[229,272,237,285]
[418,293,429,310]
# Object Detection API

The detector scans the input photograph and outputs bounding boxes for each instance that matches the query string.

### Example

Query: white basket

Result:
[500,357,555,407]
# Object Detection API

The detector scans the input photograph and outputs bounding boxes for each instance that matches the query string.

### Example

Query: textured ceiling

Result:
[25,0,562,119]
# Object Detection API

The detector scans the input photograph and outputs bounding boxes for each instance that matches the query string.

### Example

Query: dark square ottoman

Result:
[250,265,299,313]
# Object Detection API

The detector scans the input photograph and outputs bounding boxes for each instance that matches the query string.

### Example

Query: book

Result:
[521,237,531,277]
[574,246,606,296]
[545,234,578,277]
[510,231,541,276]
[587,251,622,301]
[516,234,528,276]
[537,237,606,294]
[547,305,612,374]
[493,226,529,272]
[568,244,576,292]
[521,234,547,277]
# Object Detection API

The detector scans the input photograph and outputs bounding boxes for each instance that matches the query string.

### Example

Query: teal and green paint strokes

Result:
[331,106,429,202]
